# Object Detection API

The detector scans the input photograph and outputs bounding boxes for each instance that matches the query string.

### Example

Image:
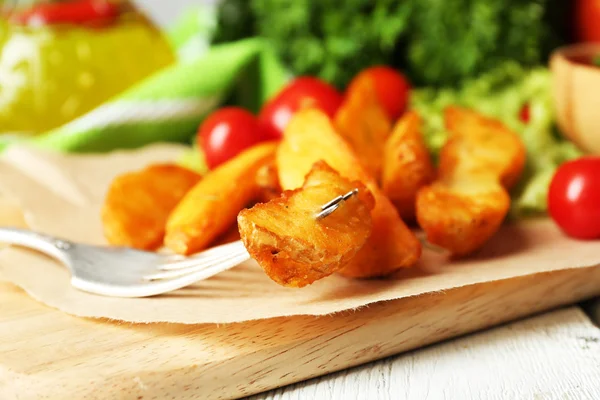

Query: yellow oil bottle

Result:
[0,0,175,134]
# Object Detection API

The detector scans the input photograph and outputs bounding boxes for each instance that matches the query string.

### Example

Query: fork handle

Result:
[0,227,70,263]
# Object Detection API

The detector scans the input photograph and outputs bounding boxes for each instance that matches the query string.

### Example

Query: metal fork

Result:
[0,188,359,298]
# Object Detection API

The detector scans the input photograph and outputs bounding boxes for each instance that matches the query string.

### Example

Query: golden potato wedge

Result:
[416,107,526,256]
[277,108,422,278]
[101,164,201,250]
[334,77,392,180]
[416,181,510,256]
[165,142,277,255]
[255,159,282,203]
[443,106,526,190]
[382,112,435,221]
[238,161,375,287]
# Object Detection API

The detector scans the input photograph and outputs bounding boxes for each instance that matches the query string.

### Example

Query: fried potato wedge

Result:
[334,77,392,180]
[101,164,201,250]
[443,106,526,190]
[165,142,277,255]
[382,112,435,221]
[238,161,375,287]
[416,181,510,256]
[255,159,282,203]
[416,107,526,256]
[277,108,421,278]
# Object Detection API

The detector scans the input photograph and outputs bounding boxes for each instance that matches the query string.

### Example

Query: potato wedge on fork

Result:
[239,161,375,287]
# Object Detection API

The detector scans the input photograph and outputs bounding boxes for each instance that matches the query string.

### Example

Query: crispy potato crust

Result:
[165,142,277,255]
[416,182,510,256]
[101,164,201,250]
[334,77,392,181]
[416,107,526,256]
[382,112,435,221]
[277,109,421,278]
[238,161,375,287]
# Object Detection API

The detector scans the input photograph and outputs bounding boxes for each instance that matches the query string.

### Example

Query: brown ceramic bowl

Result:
[550,43,600,154]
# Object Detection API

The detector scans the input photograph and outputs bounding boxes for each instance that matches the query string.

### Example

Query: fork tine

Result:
[159,240,247,271]
[131,252,252,297]
[147,249,249,280]
[315,188,359,219]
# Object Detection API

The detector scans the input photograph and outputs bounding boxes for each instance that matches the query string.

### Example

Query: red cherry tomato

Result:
[346,66,411,120]
[548,157,600,239]
[258,77,343,140]
[198,107,267,170]
[519,104,530,123]
[10,0,119,26]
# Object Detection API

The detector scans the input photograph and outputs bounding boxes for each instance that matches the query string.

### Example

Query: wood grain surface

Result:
[2,265,600,400]
[251,307,600,400]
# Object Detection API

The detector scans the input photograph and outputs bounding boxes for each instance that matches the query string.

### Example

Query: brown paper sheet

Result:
[0,144,598,324]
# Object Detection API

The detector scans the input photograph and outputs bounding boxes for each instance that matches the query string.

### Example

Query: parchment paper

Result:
[0,144,598,324]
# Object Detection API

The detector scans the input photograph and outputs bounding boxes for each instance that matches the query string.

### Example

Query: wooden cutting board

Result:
[2,265,600,400]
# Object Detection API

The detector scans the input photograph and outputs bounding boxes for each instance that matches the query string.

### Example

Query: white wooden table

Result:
[250,305,600,399]
[134,2,600,398]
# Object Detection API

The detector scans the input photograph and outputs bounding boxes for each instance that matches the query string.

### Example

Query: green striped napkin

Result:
[0,6,289,153]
